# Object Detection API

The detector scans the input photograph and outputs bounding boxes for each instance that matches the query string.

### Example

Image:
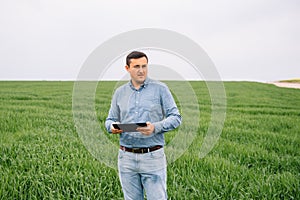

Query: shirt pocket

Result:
[143,99,163,122]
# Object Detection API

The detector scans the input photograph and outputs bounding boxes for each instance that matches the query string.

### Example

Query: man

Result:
[105,51,181,200]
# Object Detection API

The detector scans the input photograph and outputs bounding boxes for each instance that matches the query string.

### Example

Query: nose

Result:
[137,67,144,72]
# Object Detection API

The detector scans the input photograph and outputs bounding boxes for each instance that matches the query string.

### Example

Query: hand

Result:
[136,122,154,136]
[111,123,123,134]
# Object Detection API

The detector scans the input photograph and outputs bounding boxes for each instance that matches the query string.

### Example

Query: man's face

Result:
[126,56,148,86]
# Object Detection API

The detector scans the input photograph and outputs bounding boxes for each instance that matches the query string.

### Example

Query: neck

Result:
[133,82,141,90]
[131,80,144,90]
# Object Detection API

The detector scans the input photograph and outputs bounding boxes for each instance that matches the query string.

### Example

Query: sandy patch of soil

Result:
[270,82,300,89]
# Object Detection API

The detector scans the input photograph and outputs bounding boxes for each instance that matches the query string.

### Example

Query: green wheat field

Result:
[0,81,299,199]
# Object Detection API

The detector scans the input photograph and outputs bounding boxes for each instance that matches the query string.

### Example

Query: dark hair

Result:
[126,51,148,66]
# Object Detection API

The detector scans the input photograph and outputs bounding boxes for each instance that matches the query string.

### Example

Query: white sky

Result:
[0,0,299,81]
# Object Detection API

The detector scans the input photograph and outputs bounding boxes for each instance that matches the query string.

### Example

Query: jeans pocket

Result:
[118,149,124,159]
[137,149,166,173]
[150,148,165,159]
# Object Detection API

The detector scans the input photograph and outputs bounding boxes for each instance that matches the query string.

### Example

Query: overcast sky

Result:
[0,0,299,81]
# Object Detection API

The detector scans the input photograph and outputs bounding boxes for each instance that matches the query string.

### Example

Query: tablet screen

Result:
[112,123,147,132]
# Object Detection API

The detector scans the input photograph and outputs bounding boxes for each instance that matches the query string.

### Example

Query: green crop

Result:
[0,81,299,199]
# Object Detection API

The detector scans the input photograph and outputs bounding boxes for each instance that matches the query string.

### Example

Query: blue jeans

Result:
[118,148,167,200]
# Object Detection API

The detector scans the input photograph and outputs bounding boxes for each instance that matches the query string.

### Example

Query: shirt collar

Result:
[128,77,150,90]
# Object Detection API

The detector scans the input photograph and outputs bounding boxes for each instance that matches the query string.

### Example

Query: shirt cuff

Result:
[153,121,164,134]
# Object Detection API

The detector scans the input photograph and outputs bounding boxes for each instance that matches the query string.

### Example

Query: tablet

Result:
[112,123,147,132]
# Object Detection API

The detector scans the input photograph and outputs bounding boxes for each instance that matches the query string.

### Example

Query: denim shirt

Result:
[105,77,182,148]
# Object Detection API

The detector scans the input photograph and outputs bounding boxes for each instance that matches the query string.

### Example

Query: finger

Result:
[112,129,123,134]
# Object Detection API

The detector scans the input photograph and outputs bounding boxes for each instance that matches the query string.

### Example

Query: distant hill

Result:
[279,78,300,83]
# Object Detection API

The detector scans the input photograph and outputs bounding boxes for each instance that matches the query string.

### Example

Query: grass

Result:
[0,81,299,199]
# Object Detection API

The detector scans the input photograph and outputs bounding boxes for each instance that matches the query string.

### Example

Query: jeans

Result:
[118,148,167,200]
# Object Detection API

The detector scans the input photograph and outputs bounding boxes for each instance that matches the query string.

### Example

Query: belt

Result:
[120,145,162,154]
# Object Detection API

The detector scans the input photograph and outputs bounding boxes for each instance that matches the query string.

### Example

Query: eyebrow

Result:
[133,64,147,68]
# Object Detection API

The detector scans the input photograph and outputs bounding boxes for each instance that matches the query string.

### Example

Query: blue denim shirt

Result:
[105,77,182,148]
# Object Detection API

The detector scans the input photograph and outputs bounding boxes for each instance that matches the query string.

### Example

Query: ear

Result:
[125,65,130,71]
